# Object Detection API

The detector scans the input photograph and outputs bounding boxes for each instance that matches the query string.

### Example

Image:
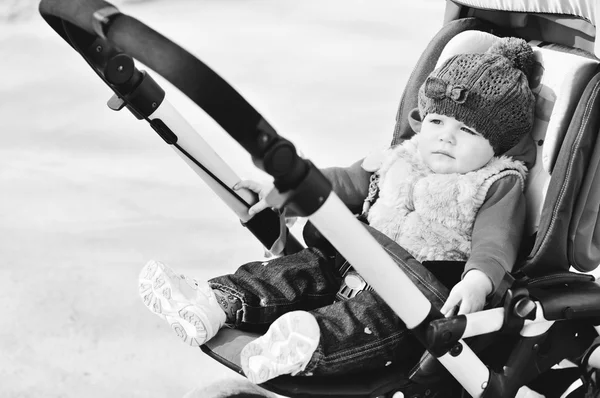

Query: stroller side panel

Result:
[525,71,600,275]
[571,123,600,273]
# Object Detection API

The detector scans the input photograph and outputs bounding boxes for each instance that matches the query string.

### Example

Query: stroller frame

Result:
[38,0,600,397]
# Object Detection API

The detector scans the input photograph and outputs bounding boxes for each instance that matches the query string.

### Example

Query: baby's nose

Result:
[438,132,455,143]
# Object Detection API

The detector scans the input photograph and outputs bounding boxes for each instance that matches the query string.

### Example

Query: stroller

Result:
[38,0,600,396]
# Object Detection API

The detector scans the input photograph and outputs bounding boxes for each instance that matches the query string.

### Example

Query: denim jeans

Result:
[209,224,458,377]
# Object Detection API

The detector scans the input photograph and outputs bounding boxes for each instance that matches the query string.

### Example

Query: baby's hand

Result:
[234,180,274,217]
[440,270,492,316]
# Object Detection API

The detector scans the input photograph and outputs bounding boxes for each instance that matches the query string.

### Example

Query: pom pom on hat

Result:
[487,37,535,79]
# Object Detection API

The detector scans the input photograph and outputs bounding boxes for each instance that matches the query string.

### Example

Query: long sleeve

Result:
[295,159,371,250]
[463,174,526,302]
[319,159,372,214]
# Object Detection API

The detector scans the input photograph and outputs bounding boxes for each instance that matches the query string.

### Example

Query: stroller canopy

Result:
[448,0,599,57]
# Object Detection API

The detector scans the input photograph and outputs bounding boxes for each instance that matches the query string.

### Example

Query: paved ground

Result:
[0,1,444,397]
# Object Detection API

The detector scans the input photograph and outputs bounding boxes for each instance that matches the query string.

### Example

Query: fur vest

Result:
[365,137,527,262]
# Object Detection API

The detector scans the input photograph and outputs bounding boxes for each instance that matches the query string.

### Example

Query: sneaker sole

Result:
[240,311,320,384]
[139,260,211,347]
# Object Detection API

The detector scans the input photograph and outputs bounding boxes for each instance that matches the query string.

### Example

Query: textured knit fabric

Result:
[418,37,536,155]
[366,136,527,263]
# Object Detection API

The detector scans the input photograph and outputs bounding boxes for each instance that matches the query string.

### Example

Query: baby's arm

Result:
[441,269,492,315]
[235,159,372,217]
[441,175,526,315]
[234,180,275,217]
[319,159,372,214]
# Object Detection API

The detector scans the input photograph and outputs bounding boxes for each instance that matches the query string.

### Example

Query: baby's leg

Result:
[139,260,226,347]
[139,247,339,347]
[209,247,340,326]
[240,311,320,384]
[240,291,422,384]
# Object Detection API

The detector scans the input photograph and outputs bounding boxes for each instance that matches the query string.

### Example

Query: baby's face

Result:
[418,113,494,174]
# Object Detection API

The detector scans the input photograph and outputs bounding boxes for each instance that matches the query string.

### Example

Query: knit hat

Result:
[418,37,536,155]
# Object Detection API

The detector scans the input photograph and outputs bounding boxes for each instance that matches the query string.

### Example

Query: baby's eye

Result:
[429,119,441,125]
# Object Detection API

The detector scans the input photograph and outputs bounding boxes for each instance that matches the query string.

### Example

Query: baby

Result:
[139,37,535,384]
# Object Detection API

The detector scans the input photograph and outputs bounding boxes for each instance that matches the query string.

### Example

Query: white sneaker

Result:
[240,311,320,384]
[139,260,226,347]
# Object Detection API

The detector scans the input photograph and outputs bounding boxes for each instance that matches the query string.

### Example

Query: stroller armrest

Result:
[530,280,600,322]
[410,277,600,385]
[513,270,595,289]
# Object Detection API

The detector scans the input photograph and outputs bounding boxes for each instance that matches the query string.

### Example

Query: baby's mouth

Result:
[432,150,455,159]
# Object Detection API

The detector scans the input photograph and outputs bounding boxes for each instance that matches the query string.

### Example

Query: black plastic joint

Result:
[426,315,468,356]
[254,118,279,156]
[410,305,448,357]
[283,162,332,217]
[150,119,178,144]
[122,71,166,120]
[104,53,135,85]
[499,288,528,335]
[85,37,121,72]
[83,38,146,101]
[264,140,297,178]
[480,371,506,398]
[241,208,284,250]
[249,119,280,170]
